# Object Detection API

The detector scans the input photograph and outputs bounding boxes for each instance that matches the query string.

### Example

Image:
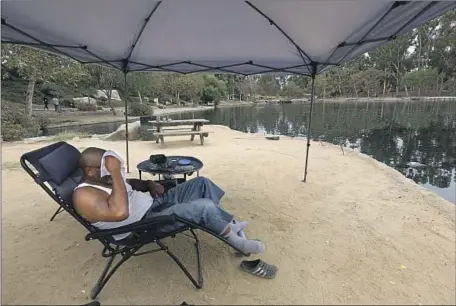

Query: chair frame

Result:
[20,143,248,300]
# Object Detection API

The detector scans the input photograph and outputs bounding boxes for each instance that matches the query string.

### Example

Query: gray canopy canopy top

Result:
[2,0,455,179]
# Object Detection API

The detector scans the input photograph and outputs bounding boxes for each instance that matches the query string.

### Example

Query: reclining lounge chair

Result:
[20,141,248,300]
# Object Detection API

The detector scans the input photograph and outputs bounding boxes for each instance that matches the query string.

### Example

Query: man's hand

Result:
[105,156,121,174]
[147,181,164,197]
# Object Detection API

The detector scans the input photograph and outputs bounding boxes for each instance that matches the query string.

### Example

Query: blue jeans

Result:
[145,177,234,234]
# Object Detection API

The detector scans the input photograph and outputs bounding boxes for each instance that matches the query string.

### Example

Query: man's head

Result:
[80,147,106,180]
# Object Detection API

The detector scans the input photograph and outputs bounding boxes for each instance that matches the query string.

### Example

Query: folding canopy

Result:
[2,0,455,180]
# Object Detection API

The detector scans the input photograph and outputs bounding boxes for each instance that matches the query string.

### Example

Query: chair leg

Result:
[174,217,250,257]
[49,206,64,221]
[156,229,203,289]
[91,251,132,300]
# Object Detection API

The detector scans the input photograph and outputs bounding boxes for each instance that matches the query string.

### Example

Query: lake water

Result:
[49,101,456,204]
[172,102,456,204]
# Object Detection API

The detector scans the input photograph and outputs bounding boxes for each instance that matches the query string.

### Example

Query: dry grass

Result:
[48,131,90,142]
[2,161,20,170]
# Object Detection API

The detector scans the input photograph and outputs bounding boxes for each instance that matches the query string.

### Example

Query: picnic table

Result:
[148,118,212,146]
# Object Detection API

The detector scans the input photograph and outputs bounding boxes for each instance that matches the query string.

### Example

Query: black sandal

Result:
[240,259,277,279]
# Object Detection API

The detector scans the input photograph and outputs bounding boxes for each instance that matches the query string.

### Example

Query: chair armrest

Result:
[85,214,176,241]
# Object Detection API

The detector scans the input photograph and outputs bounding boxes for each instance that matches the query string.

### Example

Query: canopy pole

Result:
[123,72,130,173]
[303,65,317,183]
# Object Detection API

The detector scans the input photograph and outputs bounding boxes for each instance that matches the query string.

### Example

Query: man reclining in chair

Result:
[72,147,265,254]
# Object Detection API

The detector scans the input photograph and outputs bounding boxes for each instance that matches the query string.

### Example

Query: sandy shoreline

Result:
[2,125,455,305]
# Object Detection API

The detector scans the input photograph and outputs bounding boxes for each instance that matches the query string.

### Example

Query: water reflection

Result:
[173,101,456,203]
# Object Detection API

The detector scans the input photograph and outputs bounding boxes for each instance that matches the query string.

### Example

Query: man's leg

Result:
[160,176,225,206]
[157,176,248,238]
[148,198,232,234]
[146,198,265,254]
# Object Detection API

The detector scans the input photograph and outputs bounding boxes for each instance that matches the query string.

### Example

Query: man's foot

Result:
[235,237,265,254]
[231,221,248,234]
[224,227,265,254]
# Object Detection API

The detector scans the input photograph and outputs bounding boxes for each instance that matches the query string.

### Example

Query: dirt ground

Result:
[2,126,455,305]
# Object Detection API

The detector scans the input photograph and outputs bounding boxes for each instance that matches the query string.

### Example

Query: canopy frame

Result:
[2,0,453,179]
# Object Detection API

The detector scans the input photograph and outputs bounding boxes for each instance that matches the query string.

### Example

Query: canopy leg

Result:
[123,72,130,173]
[303,73,316,182]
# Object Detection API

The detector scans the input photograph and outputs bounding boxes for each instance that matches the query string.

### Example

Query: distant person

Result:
[406,168,414,179]
[43,97,49,110]
[52,97,60,112]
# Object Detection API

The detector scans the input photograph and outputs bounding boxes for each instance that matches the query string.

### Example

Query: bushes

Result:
[2,123,26,141]
[200,76,226,104]
[201,86,222,104]
[1,104,49,141]
[75,103,98,111]
[128,103,154,116]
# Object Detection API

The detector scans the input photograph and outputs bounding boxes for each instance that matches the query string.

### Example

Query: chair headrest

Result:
[37,142,81,185]
[21,142,81,185]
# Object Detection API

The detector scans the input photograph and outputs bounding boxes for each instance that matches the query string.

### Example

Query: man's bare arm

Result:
[108,169,129,219]
[73,171,129,222]
[127,179,164,196]
[126,179,150,192]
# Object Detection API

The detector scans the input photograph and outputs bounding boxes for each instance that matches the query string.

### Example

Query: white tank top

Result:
[74,181,153,240]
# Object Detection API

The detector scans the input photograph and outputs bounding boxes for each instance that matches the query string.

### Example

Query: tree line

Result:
[1,9,455,118]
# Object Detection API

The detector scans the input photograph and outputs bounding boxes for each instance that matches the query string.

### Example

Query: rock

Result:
[94,90,122,101]
[406,161,426,168]
[103,121,141,141]
[265,134,280,140]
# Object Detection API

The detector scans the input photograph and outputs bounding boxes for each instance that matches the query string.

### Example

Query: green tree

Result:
[162,74,187,105]
[288,75,310,89]
[402,68,440,94]
[87,65,122,114]
[1,45,86,116]
[280,82,306,98]
[215,74,246,100]
[240,76,260,100]
[257,75,280,97]
[200,75,227,104]
[429,10,456,94]
[369,34,413,96]
[126,73,168,105]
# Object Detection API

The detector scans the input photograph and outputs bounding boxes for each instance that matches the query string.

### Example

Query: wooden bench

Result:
[154,130,213,146]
